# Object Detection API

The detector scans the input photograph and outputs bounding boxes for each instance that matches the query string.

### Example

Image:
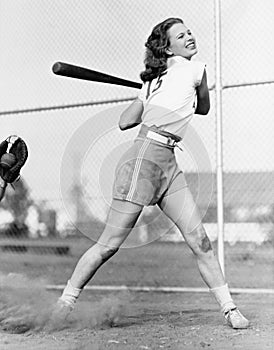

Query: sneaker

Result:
[224,307,250,329]
[47,299,74,330]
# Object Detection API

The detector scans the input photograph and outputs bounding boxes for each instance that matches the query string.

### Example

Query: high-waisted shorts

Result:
[112,125,188,206]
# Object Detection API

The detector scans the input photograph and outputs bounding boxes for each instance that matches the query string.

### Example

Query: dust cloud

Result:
[0,273,133,334]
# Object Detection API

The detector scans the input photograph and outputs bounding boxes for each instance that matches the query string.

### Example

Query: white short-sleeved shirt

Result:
[138,56,206,138]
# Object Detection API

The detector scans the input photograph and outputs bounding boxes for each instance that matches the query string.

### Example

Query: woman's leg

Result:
[158,187,249,328]
[59,199,143,307]
[159,187,225,288]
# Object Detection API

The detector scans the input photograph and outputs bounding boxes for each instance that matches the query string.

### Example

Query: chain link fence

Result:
[0,0,273,289]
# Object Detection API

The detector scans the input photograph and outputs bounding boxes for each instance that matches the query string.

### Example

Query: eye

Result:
[178,33,185,39]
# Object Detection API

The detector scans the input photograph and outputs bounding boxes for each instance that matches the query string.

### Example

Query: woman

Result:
[56,18,249,329]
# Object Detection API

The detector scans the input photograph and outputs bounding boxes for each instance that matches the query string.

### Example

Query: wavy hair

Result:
[140,18,184,82]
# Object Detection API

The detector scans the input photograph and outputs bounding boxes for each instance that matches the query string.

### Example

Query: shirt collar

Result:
[167,55,190,68]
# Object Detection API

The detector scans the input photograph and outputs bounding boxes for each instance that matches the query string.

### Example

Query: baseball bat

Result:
[52,62,142,89]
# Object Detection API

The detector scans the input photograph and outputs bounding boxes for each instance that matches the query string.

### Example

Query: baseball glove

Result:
[0,135,28,183]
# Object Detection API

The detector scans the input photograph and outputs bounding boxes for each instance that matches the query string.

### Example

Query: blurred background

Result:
[0,0,273,290]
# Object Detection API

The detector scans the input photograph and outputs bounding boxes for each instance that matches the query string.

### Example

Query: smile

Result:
[186,41,196,49]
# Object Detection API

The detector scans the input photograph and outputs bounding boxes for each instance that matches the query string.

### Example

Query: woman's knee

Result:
[84,242,119,265]
[184,224,213,256]
[101,245,119,262]
[96,243,119,263]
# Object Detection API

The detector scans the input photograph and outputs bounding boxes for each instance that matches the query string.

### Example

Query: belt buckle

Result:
[167,136,175,147]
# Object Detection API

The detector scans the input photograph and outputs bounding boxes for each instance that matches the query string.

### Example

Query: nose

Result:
[187,34,195,44]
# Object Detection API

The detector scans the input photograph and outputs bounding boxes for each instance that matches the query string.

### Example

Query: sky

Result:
[0,0,273,217]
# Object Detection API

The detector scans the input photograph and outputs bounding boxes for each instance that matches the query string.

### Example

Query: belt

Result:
[146,130,183,151]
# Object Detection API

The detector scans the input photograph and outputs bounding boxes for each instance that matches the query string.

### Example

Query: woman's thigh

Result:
[158,186,214,253]
[159,186,202,234]
[98,199,143,248]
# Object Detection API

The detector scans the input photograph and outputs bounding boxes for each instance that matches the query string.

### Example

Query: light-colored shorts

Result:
[112,125,188,206]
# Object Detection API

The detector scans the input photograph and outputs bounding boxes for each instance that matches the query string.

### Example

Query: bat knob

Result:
[52,62,63,74]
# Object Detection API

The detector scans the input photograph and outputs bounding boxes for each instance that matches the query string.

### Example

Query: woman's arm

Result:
[195,69,210,115]
[119,98,144,130]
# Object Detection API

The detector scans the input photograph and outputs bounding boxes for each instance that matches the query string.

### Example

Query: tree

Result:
[0,178,33,237]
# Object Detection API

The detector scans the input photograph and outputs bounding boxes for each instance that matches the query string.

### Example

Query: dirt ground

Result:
[0,290,273,350]
[0,239,273,349]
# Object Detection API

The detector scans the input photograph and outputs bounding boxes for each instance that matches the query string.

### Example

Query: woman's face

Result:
[167,23,197,59]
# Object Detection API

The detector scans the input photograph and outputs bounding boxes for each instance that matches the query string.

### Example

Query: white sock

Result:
[210,283,236,313]
[59,280,82,308]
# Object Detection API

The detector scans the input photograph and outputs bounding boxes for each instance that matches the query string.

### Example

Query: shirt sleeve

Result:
[192,61,206,87]
[138,82,147,102]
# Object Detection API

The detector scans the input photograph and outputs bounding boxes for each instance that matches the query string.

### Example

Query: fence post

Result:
[214,0,225,275]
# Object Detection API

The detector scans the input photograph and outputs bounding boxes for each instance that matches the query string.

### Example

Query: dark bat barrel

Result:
[52,62,142,89]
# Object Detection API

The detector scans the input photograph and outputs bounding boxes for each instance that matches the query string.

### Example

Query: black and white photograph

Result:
[0,1,273,349]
